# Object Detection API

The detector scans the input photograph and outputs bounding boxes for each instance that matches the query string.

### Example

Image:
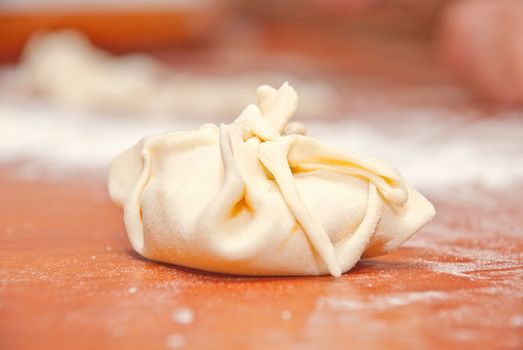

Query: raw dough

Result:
[108,83,435,277]
[17,30,335,118]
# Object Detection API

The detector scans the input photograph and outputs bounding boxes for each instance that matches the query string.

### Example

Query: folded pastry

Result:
[108,83,435,277]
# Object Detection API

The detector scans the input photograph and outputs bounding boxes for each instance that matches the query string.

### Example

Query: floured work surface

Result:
[0,167,522,350]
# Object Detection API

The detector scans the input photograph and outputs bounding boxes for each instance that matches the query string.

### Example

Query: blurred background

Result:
[1,0,522,191]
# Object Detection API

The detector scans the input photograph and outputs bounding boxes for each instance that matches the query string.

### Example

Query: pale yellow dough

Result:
[108,83,435,277]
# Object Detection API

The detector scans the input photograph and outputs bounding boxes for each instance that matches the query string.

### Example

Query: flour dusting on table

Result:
[1,99,522,192]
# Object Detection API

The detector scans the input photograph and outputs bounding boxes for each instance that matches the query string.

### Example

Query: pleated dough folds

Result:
[109,83,435,277]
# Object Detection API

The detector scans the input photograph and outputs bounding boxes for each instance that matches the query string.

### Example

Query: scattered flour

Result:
[281,310,292,321]
[165,334,185,349]
[171,307,195,325]
[510,315,523,327]
[418,259,523,280]
[128,287,137,294]
[1,99,522,192]
[310,112,523,190]
[320,290,449,312]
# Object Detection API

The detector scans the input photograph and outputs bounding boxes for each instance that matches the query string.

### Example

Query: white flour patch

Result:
[0,101,198,169]
[171,307,195,325]
[418,260,523,280]
[1,99,522,192]
[281,310,292,320]
[405,236,509,260]
[510,315,523,327]
[309,112,523,190]
[319,290,449,312]
[165,334,185,349]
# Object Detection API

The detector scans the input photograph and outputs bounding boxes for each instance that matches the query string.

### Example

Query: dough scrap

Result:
[109,83,435,277]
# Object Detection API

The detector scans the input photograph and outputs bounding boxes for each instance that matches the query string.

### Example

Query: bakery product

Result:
[109,83,435,277]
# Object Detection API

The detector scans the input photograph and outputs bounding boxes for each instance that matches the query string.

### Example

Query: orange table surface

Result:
[0,168,522,350]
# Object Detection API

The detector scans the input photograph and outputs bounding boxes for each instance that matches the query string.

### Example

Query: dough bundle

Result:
[109,83,435,277]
